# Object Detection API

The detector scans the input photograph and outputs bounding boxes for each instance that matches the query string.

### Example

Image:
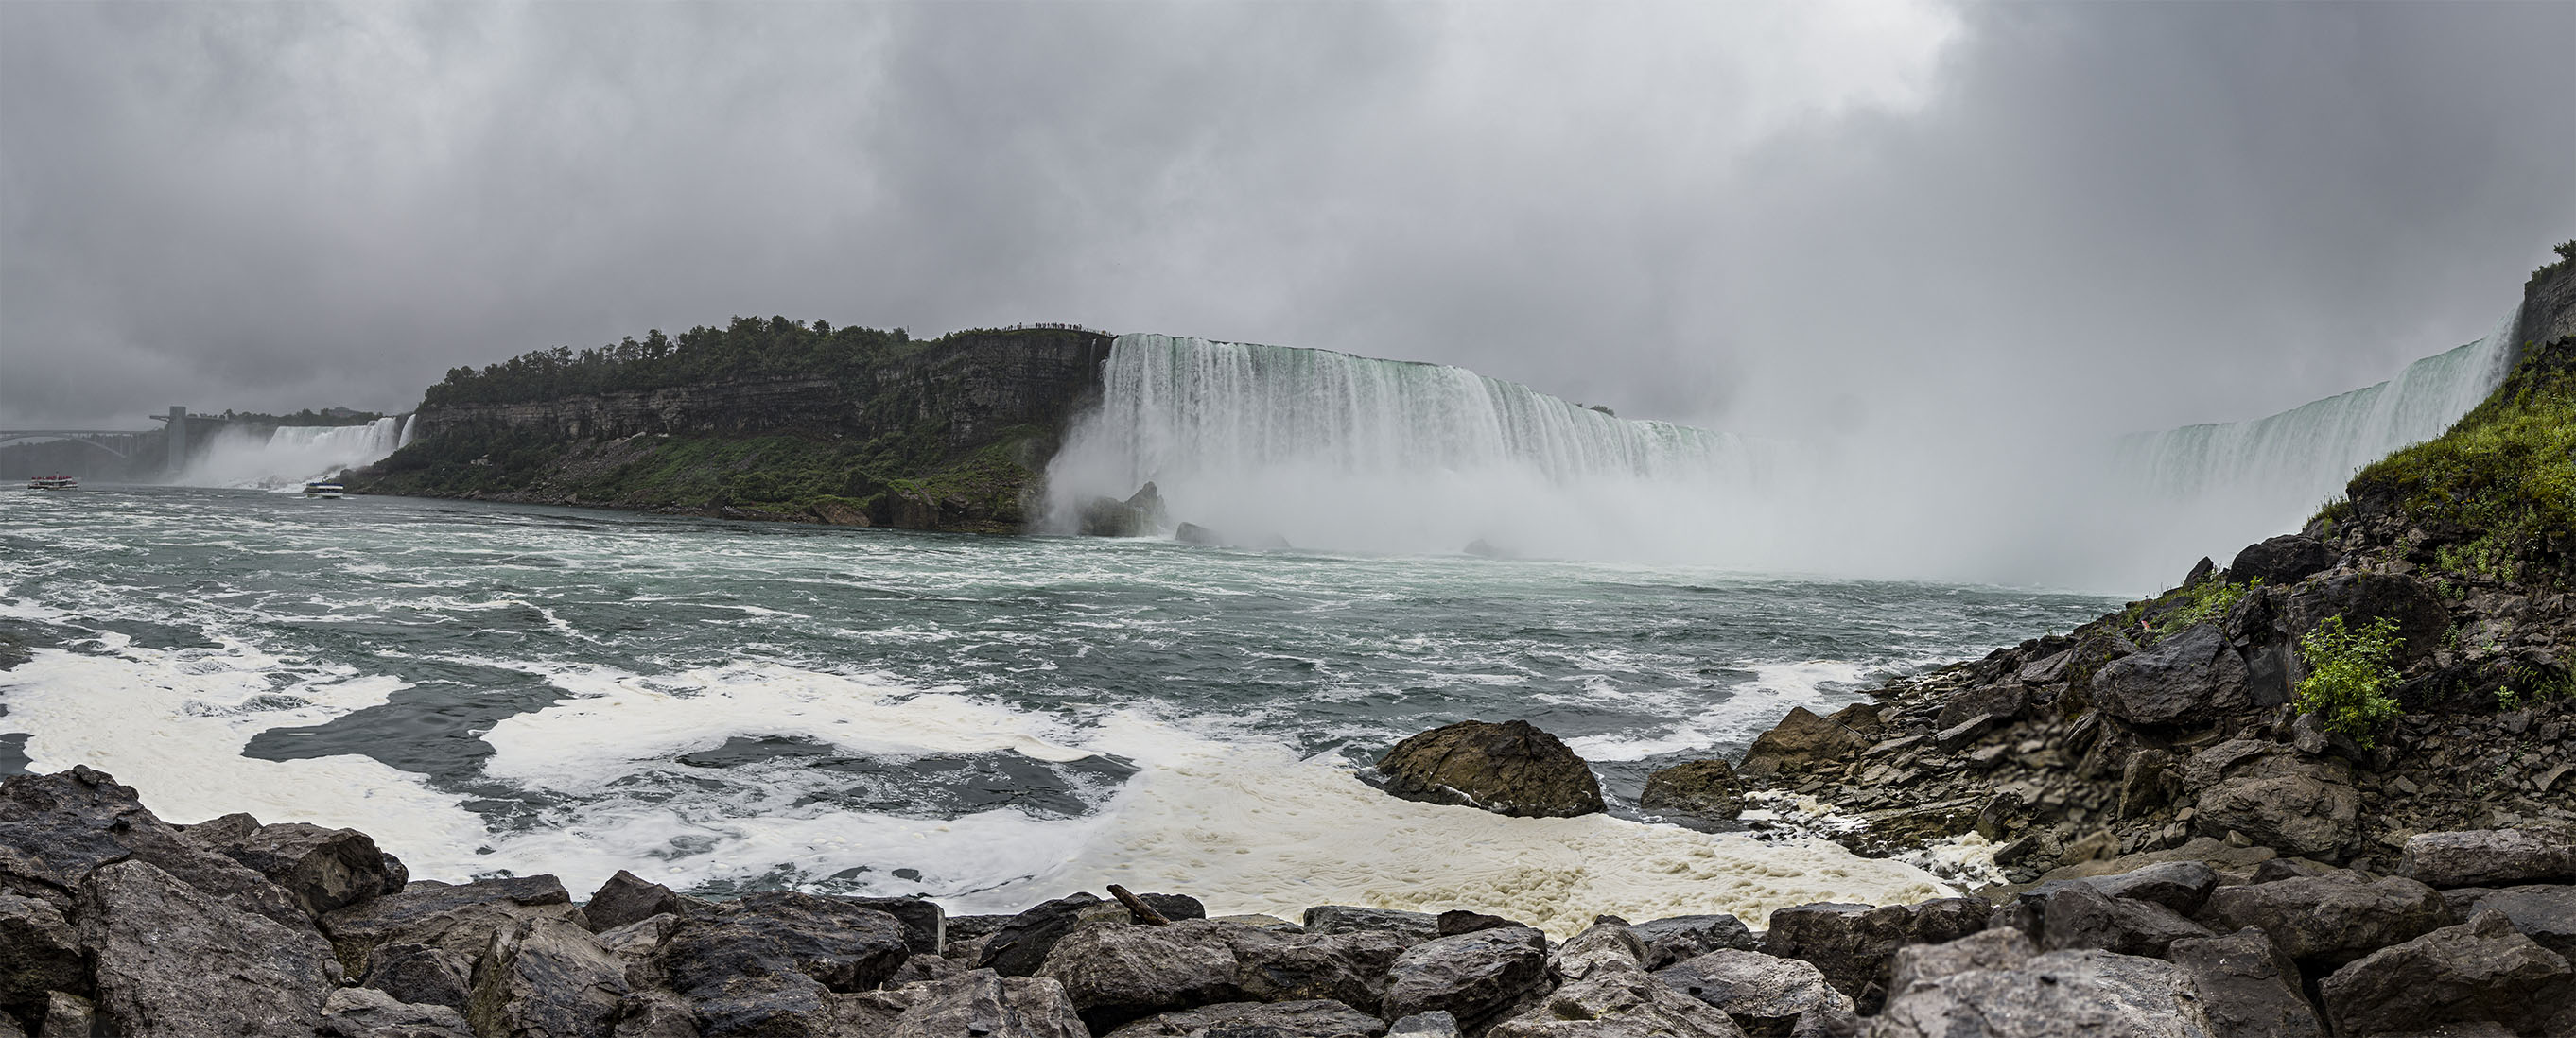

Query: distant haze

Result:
[4,2,2569,446]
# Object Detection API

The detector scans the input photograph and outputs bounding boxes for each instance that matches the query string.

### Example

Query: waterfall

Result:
[396,413,418,449]
[1046,334,1783,559]
[180,417,408,490]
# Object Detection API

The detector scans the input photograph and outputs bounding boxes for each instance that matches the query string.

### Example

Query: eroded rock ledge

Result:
[7,765,2574,1037]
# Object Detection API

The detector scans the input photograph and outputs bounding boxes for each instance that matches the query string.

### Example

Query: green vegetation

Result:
[2497,654,2576,711]
[2527,239,2576,288]
[2295,614,2405,746]
[2116,577,2259,641]
[2338,332,2574,589]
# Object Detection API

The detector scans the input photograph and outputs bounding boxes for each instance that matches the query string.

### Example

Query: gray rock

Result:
[583,872,683,933]
[361,943,477,1013]
[1379,926,1550,1025]
[322,875,584,978]
[2202,869,2452,969]
[979,891,1204,977]
[76,859,339,1038]
[1376,719,1606,818]
[596,913,684,991]
[2279,572,2450,668]
[318,987,477,1038]
[1436,909,1517,936]
[2227,535,2333,588]
[1105,998,1386,1037]
[1387,1011,1462,1037]
[1640,760,1747,821]
[1301,906,1440,945]
[466,915,630,1038]
[2402,829,2576,889]
[1485,924,1746,1037]
[2462,885,2576,960]
[183,812,407,918]
[1870,949,2217,1038]
[844,897,947,956]
[0,767,308,928]
[2165,928,2321,1038]
[1935,683,2028,732]
[2080,861,2217,915]
[1884,928,2034,995]
[2036,883,2213,959]
[2090,625,2250,726]
[664,891,911,1006]
[1762,899,1988,1013]
[2184,740,2361,862]
[1222,925,1409,1010]
[2317,908,2574,1036]
[607,992,699,1038]
[1632,914,1760,970]
[1739,708,1868,779]
[1656,949,1854,1037]
[1036,918,1407,1030]
[0,893,84,1026]
[38,992,97,1038]
[870,970,1089,1038]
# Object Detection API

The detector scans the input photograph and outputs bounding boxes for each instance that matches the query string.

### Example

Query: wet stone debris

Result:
[7,766,2576,1036]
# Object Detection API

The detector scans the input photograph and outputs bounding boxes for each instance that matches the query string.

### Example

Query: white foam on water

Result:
[1565,659,1871,762]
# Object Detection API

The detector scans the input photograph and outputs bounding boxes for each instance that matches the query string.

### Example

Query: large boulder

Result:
[317,986,476,1038]
[2402,829,2576,889]
[2034,883,2214,959]
[1654,948,1854,1037]
[0,767,307,927]
[1379,926,1551,1026]
[1034,918,1409,1030]
[1763,899,1988,1013]
[1302,906,1441,945]
[864,969,1090,1038]
[1630,914,1760,971]
[1375,720,1605,818]
[361,942,476,1014]
[1737,708,1868,779]
[320,874,585,978]
[583,871,683,933]
[1639,760,1746,822]
[2165,928,2322,1038]
[1485,924,1746,1038]
[2462,885,2576,960]
[981,892,1205,977]
[183,812,406,918]
[1885,928,2035,994]
[1105,998,1386,1037]
[2090,625,2251,726]
[2228,535,2334,588]
[663,891,912,1036]
[2201,870,2452,969]
[0,892,84,1026]
[76,859,340,1038]
[2183,740,2361,862]
[2278,572,2450,668]
[1870,949,2218,1038]
[2317,908,2574,1036]
[465,916,630,1038]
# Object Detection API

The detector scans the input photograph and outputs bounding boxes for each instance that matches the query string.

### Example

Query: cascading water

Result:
[181,416,408,489]
[1046,334,1787,561]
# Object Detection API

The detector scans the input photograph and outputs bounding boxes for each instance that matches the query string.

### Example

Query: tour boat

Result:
[303,480,345,498]
[26,475,76,491]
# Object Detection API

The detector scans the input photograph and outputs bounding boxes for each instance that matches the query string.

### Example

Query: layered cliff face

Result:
[2516,256,2576,357]
[351,328,1113,531]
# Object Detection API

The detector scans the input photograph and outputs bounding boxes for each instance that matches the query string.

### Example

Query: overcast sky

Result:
[3,1,2568,438]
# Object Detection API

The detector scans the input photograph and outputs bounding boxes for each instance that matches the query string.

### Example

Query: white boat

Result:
[26,475,76,491]
[303,480,345,498]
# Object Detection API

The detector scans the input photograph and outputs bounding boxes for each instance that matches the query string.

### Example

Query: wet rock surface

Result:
[1374,719,1607,818]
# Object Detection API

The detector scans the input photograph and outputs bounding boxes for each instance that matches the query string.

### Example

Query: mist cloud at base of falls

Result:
[1046,319,2521,595]
[179,415,409,490]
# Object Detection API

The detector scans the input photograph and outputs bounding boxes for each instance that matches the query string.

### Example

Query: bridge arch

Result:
[0,433,132,459]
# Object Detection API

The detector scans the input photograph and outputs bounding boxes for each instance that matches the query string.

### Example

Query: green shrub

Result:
[2295,615,2405,746]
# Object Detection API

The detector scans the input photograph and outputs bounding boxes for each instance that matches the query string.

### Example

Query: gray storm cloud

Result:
[2,1,2568,437]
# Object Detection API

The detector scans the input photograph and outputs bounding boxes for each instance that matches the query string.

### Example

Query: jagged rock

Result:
[980,892,1202,977]
[1762,899,1987,1013]
[1641,760,1747,822]
[2035,883,2213,959]
[322,875,585,977]
[362,943,477,1013]
[1739,708,1868,779]
[2090,624,2250,726]
[76,859,339,1038]
[1935,683,2028,732]
[182,811,406,918]
[665,891,910,1000]
[2201,869,2452,969]
[1884,928,2034,994]
[882,951,969,989]
[866,969,1089,1038]
[38,992,98,1038]
[1631,914,1760,970]
[1871,949,2217,1038]
[1379,926,1550,1025]
[2166,928,2323,1038]
[0,767,307,927]
[2279,571,2451,667]
[844,896,947,956]
[2080,860,2217,915]
[2229,535,2333,588]
[2402,829,2576,889]
[1387,1010,1463,1036]
[1035,918,1409,1030]
[608,992,699,1038]
[2462,885,2576,960]
[1375,720,1605,818]
[583,871,683,933]
[467,915,630,1038]
[1486,924,1745,1037]
[1105,998,1386,1037]
[1302,906,1440,945]
[2317,908,2574,1036]
[2184,740,2361,862]
[1655,949,1855,1037]
[0,893,83,1026]
[318,986,477,1038]
[1173,523,1224,547]
[1436,909,1517,936]
[1221,924,1409,1008]
[2115,749,2178,819]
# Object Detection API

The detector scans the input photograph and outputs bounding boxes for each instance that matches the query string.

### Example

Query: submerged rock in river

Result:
[1375,719,1606,819]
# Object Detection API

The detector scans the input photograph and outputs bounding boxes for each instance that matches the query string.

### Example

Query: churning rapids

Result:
[0,488,2118,933]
